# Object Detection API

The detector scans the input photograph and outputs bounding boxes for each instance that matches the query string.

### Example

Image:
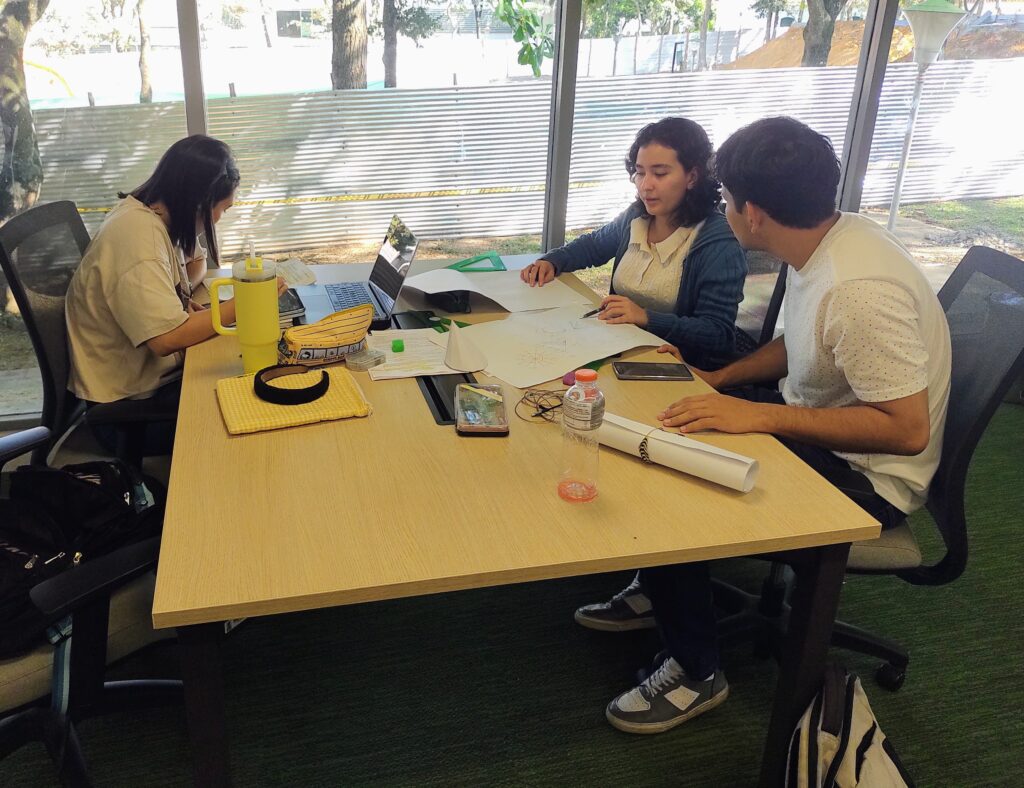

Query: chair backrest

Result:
[910,246,1024,586]
[758,262,788,347]
[0,201,91,442]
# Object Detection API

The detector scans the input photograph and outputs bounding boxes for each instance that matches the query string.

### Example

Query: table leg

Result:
[758,542,850,788]
[178,623,232,787]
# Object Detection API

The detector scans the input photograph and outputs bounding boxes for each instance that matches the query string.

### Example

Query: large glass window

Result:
[860,5,1024,292]
[196,0,561,267]
[566,0,867,344]
[1,2,186,417]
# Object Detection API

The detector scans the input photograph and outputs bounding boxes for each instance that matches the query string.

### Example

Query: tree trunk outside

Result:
[137,0,152,103]
[0,0,50,223]
[697,0,712,70]
[801,0,847,67]
[383,0,397,87]
[332,0,367,89]
[261,1,273,47]
[612,35,620,75]
[472,0,483,38]
[633,14,641,75]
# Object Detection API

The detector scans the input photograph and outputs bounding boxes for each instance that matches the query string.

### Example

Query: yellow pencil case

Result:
[277,304,374,366]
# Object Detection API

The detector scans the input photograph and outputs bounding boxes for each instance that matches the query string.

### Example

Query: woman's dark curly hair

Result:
[625,117,721,228]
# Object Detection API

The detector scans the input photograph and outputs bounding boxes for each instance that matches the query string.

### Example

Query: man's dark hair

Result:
[713,116,839,229]
[625,117,721,228]
[122,135,240,264]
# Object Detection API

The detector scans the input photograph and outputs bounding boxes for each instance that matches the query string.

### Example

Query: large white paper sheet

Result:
[403,269,592,312]
[459,305,662,388]
[598,413,759,493]
[366,329,456,380]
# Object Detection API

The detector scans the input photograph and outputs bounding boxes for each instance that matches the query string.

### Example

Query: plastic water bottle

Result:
[558,369,605,503]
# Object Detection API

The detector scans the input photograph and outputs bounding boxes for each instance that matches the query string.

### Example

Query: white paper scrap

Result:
[458,305,662,388]
[404,269,592,312]
[598,413,759,493]
[277,258,317,286]
[366,329,457,380]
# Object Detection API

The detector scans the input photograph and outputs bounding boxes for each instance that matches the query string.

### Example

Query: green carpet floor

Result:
[4,405,1022,787]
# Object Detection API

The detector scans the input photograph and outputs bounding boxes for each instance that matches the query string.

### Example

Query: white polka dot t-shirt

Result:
[781,212,951,514]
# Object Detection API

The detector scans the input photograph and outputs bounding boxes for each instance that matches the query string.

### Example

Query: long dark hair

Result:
[625,117,720,228]
[121,135,240,264]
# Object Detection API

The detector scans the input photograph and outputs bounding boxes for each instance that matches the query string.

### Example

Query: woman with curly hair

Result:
[521,117,747,369]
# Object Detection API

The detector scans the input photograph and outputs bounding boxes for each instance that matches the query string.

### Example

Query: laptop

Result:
[323,215,420,330]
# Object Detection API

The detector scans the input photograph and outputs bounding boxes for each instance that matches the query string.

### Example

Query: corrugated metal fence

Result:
[33,57,1024,254]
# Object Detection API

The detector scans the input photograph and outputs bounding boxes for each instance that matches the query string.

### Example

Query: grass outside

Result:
[0,313,34,372]
[902,196,1024,252]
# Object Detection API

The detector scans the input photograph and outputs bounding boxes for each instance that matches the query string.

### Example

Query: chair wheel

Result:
[875,662,906,691]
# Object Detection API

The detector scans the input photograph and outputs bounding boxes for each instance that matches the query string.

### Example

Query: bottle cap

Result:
[574,369,598,382]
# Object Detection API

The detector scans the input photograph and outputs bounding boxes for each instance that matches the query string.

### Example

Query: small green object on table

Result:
[446,251,506,272]
[392,339,405,353]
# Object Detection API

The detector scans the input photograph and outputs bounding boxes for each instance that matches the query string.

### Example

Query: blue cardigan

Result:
[543,204,747,369]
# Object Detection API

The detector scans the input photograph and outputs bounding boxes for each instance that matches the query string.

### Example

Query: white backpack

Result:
[786,664,915,788]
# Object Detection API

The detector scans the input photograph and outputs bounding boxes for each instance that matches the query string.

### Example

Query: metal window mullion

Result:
[542,0,582,252]
[837,0,900,212]
[177,0,208,136]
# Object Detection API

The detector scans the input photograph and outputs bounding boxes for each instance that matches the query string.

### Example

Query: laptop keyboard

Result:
[325,283,382,317]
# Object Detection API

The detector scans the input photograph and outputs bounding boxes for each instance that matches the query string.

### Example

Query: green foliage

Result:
[494,0,554,77]
[749,0,791,19]
[369,0,441,44]
[582,0,705,40]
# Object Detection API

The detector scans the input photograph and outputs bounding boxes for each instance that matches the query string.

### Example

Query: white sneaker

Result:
[574,574,656,632]
[606,657,729,735]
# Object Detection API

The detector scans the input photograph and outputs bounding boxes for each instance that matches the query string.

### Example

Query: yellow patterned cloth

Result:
[215,366,372,435]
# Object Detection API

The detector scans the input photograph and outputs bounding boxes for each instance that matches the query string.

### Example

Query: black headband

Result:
[254,365,330,406]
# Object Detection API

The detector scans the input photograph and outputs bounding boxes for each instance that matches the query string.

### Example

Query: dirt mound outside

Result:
[726,19,1024,69]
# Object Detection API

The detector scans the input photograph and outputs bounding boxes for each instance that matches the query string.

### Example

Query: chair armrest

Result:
[0,426,51,466]
[29,537,161,621]
[86,398,177,426]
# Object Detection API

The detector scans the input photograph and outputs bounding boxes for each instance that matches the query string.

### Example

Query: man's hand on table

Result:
[656,344,768,435]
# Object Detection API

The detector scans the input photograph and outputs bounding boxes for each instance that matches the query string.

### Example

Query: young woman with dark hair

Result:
[66,135,284,454]
[520,117,747,369]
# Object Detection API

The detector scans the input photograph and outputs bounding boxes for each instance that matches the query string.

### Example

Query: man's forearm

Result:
[757,401,926,456]
[713,335,788,389]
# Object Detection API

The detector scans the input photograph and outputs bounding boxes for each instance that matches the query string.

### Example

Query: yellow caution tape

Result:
[77,180,608,213]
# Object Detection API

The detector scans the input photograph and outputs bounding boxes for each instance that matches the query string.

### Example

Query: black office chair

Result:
[0,427,181,787]
[735,258,788,356]
[0,200,176,466]
[713,246,1024,689]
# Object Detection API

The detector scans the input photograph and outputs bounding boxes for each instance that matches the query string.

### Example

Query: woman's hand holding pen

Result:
[521,259,556,287]
[595,294,648,327]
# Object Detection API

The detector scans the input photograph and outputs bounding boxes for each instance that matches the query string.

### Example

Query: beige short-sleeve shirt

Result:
[611,217,701,312]
[66,196,190,402]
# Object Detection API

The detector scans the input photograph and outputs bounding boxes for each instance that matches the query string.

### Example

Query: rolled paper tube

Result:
[597,413,759,493]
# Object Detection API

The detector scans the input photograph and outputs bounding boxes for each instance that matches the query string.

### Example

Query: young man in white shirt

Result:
[593,116,952,735]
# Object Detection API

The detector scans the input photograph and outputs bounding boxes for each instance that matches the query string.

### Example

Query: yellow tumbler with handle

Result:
[209,252,280,374]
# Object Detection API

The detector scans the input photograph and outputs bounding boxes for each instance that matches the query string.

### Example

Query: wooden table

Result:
[154,256,879,786]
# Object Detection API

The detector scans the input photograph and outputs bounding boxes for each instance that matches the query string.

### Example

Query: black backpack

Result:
[0,459,164,658]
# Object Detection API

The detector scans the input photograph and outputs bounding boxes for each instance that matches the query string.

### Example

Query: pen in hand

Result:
[581,306,604,319]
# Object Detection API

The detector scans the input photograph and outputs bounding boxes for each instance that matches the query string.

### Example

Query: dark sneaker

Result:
[606,657,729,734]
[574,575,655,632]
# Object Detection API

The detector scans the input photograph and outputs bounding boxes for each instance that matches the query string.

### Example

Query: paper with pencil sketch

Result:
[458,305,662,388]
[598,413,759,493]
[403,269,592,312]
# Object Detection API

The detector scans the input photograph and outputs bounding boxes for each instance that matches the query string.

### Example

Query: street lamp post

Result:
[886,0,966,231]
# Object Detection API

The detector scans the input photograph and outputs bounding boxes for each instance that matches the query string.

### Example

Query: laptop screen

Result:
[368,215,419,316]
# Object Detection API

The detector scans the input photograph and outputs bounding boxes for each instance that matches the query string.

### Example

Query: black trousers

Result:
[638,386,905,680]
[88,377,181,458]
